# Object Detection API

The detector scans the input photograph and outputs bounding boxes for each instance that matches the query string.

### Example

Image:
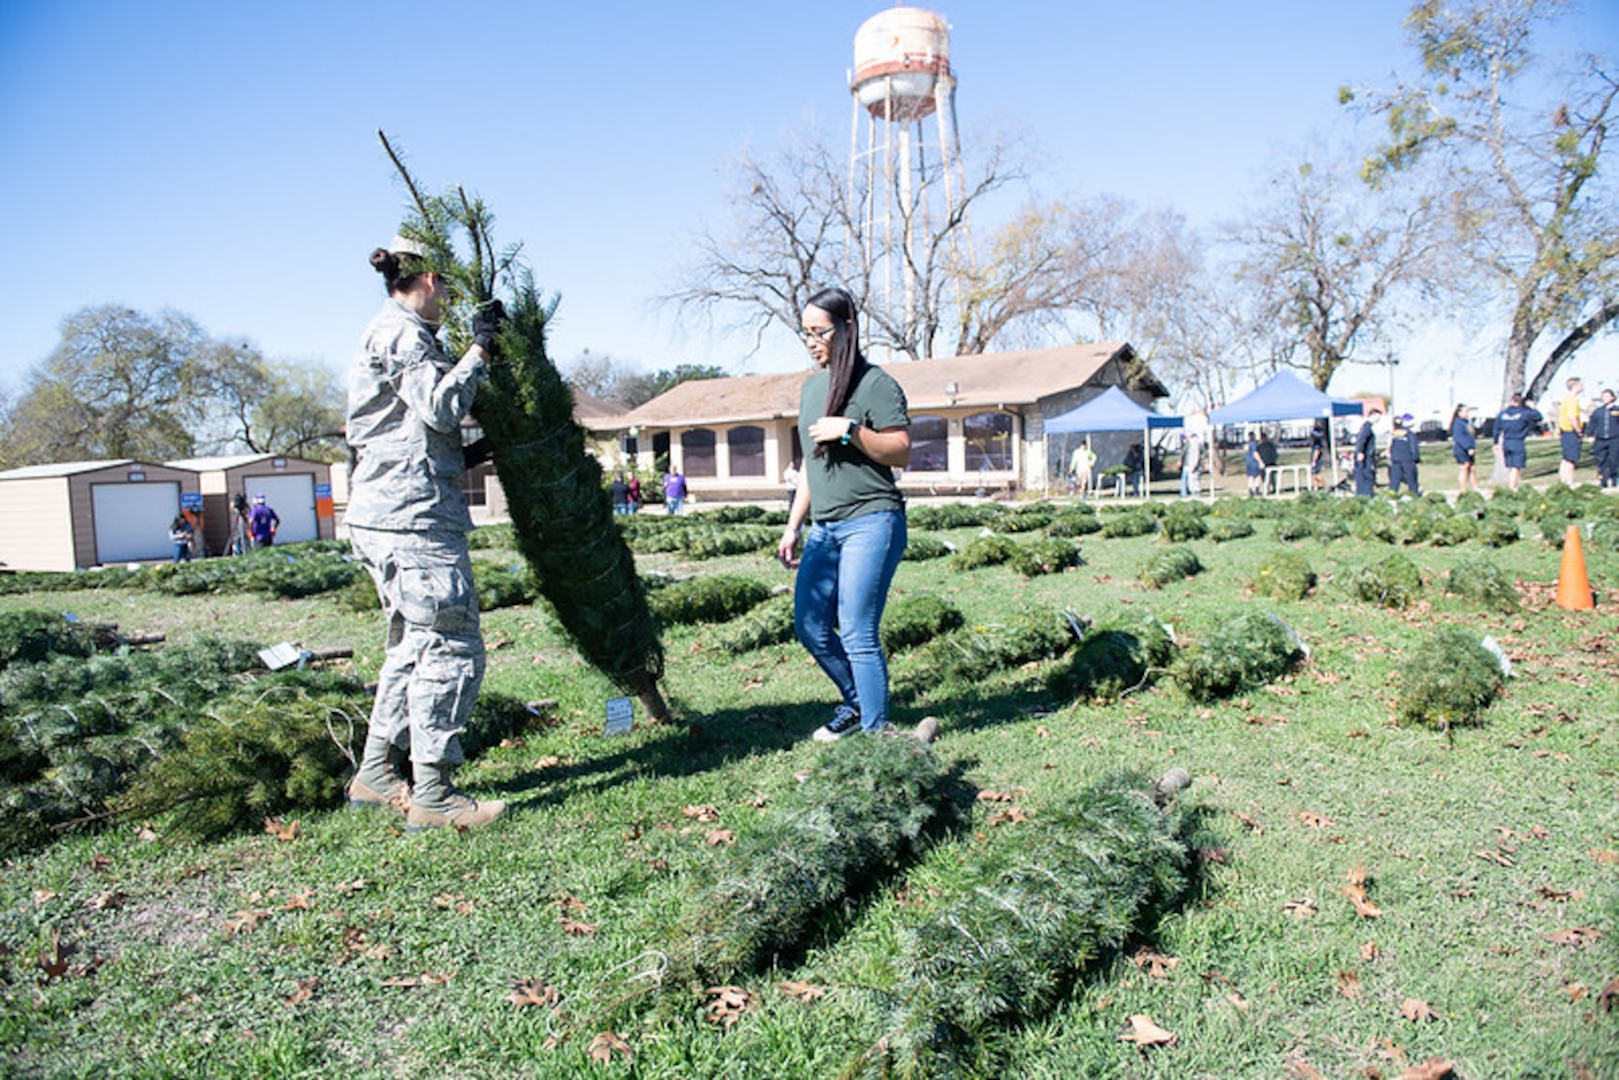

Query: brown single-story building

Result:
[592,343,1167,499]
[166,453,337,554]
[0,459,203,571]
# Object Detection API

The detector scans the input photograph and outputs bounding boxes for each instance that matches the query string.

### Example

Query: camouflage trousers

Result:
[349,526,485,767]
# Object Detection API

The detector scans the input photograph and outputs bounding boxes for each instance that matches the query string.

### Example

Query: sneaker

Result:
[812,704,861,742]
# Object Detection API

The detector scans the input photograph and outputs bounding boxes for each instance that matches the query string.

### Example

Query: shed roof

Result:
[0,459,141,480]
[166,453,328,472]
[617,343,1153,428]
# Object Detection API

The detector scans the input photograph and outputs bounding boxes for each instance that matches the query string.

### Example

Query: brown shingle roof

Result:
[617,343,1152,428]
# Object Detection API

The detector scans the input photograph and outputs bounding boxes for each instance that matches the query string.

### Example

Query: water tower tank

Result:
[852,6,952,122]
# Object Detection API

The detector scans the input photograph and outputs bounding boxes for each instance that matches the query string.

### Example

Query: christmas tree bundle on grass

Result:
[1272,514,1314,542]
[1006,537,1083,578]
[1044,505,1102,537]
[901,535,953,561]
[381,133,668,721]
[1444,558,1520,612]
[903,608,1079,690]
[1159,508,1208,542]
[1173,610,1306,702]
[1099,510,1155,538]
[997,504,1056,533]
[1348,552,1424,608]
[949,535,1019,571]
[880,595,966,654]
[709,593,797,653]
[1208,517,1258,542]
[157,541,361,599]
[907,503,1002,531]
[1047,608,1176,703]
[1477,511,1522,547]
[1140,545,1202,589]
[1396,627,1506,731]
[0,610,99,671]
[879,771,1193,1077]
[1252,550,1317,601]
[646,574,773,626]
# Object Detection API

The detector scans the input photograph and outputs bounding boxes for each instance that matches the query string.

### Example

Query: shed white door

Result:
[242,473,317,544]
[92,481,181,564]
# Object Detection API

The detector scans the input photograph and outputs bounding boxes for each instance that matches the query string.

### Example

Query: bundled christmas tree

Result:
[880,771,1193,1077]
[1173,610,1306,701]
[380,133,668,721]
[1397,627,1506,731]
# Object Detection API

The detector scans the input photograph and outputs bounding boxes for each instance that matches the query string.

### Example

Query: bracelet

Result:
[840,422,857,446]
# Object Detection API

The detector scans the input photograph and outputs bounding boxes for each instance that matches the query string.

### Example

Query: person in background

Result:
[610,473,630,516]
[777,285,910,742]
[1068,440,1096,496]
[1244,431,1264,496]
[1557,376,1585,486]
[783,458,800,507]
[1388,413,1422,495]
[1123,441,1144,497]
[1308,421,1328,491]
[1179,433,1201,497]
[169,514,195,565]
[344,233,508,832]
[662,468,687,515]
[248,494,279,548]
[1353,407,1381,497]
[1450,404,1478,494]
[229,492,251,555]
[1589,388,1619,488]
[1494,393,1542,491]
[626,472,642,513]
[1256,430,1279,493]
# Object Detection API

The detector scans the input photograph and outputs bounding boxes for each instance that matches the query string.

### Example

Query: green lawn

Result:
[2,487,1616,1078]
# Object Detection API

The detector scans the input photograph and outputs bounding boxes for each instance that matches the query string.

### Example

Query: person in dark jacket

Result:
[1123,442,1144,497]
[1388,414,1421,495]
[1244,432,1264,495]
[1353,409,1381,497]
[1450,404,1478,493]
[1494,394,1542,491]
[1590,389,1619,488]
[1308,422,1328,491]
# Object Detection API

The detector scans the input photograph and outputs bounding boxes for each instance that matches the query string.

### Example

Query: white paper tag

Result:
[258,642,302,671]
[604,696,635,736]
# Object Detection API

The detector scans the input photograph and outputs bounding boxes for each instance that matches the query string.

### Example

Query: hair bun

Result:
[369,248,397,276]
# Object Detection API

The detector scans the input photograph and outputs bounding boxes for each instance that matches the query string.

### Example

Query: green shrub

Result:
[1444,558,1520,612]
[881,594,966,654]
[1173,610,1306,702]
[902,535,953,561]
[1100,511,1155,538]
[710,594,796,653]
[1007,538,1084,577]
[1048,609,1177,702]
[1252,551,1316,601]
[1159,510,1208,543]
[950,534,1019,571]
[1141,546,1202,588]
[647,574,773,626]
[1349,553,1424,608]
[1397,627,1505,730]
[1208,518,1258,542]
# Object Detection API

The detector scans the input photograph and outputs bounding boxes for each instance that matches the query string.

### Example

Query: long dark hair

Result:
[805,286,867,460]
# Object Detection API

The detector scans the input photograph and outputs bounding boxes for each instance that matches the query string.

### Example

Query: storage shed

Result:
[165,454,336,554]
[0,460,202,572]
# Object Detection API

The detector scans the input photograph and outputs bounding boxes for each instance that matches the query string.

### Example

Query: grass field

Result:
[1,473,1616,1078]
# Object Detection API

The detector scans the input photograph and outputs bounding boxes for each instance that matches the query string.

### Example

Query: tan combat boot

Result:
[348,735,411,815]
[406,763,506,832]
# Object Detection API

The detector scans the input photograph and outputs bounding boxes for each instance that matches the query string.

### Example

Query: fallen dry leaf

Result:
[1283,897,1317,918]
[1400,998,1438,1023]
[777,980,826,1003]
[681,804,720,823]
[224,909,271,938]
[1284,1058,1327,1080]
[1396,1060,1455,1080]
[284,976,318,1007]
[587,1031,632,1063]
[32,889,57,905]
[134,825,158,843]
[1566,983,1588,1002]
[560,917,598,937]
[1337,970,1363,1000]
[705,828,735,846]
[986,807,1031,826]
[507,978,560,1009]
[1232,811,1263,834]
[533,755,560,769]
[704,985,756,1030]
[262,817,300,842]
[281,888,315,912]
[1118,1013,1177,1047]
[1475,848,1515,867]
[1589,849,1618,865]
[381,971,454,988]
[1343,884,1384,919]
[1361,941,1381,962]
[1132,949,1179,979]
[1597,976,1619,1013]
[1298,811,1333,829]
[976,790,1014,803]
[37,931,70,982]
[1544,926,1602,948]
[87,891,126,912]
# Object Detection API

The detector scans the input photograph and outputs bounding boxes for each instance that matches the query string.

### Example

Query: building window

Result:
[682,429,717,477]
[728,425,765,477]
[909,415,948,472]
[964,411,1013,471]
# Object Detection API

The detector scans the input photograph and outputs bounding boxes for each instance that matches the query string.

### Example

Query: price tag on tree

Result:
[604,696,634,736]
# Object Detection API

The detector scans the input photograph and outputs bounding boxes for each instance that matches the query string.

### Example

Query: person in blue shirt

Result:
[1589,389,1619,488]
[1493,393,1542,491]
[1388,414,1421,495]
[1450,404,1477,493]
[1244,432,1264,496]
[1353,409,1381,497]
[247,495,279,548]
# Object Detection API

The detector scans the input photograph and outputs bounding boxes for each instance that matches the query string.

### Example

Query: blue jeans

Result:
[794,509,907,732]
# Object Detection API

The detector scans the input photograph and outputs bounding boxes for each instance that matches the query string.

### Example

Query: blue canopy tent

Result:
[1207,371,1364,492]
[1043,386,1183,498]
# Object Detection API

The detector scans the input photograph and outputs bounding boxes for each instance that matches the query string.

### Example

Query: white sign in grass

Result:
[604,696,635,736]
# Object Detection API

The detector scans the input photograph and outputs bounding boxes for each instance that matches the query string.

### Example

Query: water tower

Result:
[848,5,967,360]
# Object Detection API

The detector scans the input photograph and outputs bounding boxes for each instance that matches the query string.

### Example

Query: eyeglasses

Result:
[799,325,835,341]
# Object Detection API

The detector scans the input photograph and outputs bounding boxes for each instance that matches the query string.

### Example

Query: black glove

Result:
[471,301,507,354]
[462,437,492,469]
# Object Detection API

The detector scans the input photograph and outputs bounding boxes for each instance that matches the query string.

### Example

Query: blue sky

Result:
[2,1,1614,413]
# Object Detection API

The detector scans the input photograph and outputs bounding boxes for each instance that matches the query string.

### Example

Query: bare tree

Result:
[1350,0,1619,404]
[1226,153,1450,391]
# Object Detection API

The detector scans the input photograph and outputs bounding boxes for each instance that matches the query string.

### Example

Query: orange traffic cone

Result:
[1555,524,1595,611]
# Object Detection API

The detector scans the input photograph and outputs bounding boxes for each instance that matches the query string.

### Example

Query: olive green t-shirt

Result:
[799,364,910,522]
